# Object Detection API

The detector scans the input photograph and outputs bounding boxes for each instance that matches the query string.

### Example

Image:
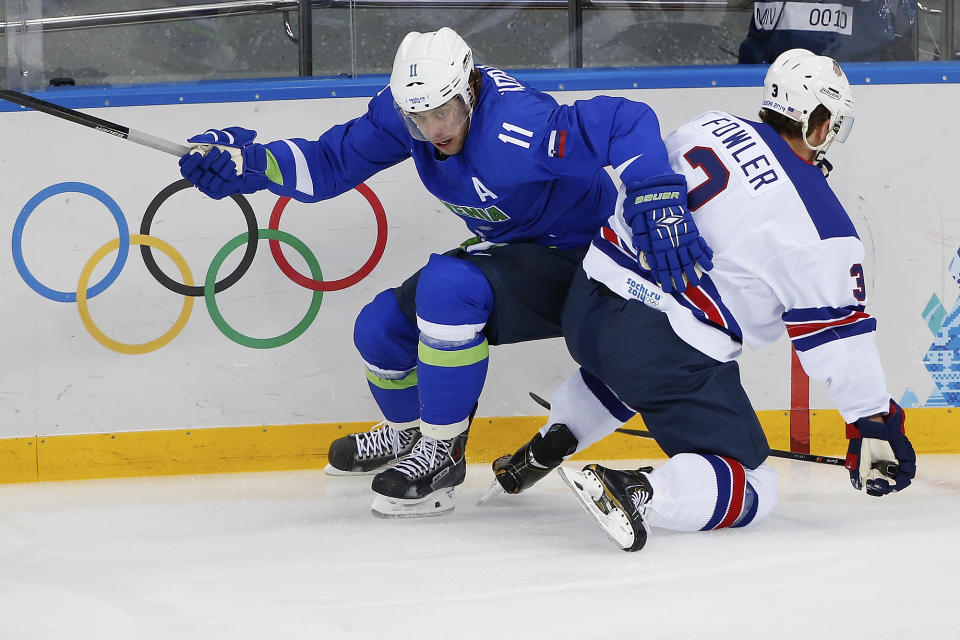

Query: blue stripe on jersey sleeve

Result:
[783,305,866,323]
[791,317,877,352]
[745,120,859,241]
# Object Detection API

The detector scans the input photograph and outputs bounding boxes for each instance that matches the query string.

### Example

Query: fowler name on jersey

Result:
[699,116,780,192]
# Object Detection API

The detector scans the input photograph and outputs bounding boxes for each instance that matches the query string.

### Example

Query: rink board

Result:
[2,65,960,482]
[1,407,956,483]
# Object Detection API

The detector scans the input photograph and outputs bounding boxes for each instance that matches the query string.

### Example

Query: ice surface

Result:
[1,456,958,639]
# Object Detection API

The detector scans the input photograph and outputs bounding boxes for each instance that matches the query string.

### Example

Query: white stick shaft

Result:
[127,128,191,157]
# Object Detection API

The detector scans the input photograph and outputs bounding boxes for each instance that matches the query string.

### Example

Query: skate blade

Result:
[370,487,456,518]
[476,479,506,506]
[558,467,636,551]
[323,463,380,477]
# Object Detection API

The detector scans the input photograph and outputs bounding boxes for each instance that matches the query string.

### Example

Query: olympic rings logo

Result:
[12,180,388,354]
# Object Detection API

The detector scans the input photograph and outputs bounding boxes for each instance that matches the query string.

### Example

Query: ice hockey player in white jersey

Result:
[489,49,916,551]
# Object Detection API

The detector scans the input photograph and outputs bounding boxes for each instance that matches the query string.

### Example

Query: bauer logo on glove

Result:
[633,190,681,205]
[623,174,714,293]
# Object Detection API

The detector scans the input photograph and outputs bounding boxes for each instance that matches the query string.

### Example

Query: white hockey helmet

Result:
[390,27,475,141]
[762,48,855,156]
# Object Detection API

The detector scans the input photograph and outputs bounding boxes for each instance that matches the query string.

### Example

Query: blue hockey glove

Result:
[623,175,713,293]
[845,400,916,496]
[178,127,269,200]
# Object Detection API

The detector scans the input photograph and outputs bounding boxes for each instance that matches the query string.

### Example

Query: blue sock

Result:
[417,333,488,438]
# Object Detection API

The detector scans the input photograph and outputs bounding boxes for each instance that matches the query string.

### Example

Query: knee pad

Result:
[354,289,418,372]
[415,253,493,341]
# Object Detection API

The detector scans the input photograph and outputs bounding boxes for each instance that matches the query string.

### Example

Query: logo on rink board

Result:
[904,247,960,409]
[12,180,388,354]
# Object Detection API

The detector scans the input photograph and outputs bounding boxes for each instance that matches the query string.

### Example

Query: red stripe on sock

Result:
[716,457,746,529]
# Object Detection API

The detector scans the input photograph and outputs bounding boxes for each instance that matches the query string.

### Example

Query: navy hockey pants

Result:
[562,267,770,469]
[394,243,588,345]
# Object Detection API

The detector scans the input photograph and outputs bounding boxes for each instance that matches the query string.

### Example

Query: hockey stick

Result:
[0,88,190,157]
[527,392,900,477]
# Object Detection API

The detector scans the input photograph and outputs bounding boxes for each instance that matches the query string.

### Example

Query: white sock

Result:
[644,453,778,532]
[544,369,634,454]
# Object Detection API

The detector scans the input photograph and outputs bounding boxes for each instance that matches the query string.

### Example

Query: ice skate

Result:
[370,429,469,518]
[558,464,654,552]
[324,421,420,476]
[478,423,577,505]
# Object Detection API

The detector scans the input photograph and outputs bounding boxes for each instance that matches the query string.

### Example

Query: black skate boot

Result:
[492,423,578,494]
[558,464,654,552]
[369,429,469,518]
[324,422,420,476]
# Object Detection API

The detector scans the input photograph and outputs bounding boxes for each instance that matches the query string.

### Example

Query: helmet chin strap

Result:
[798,117,836,177]
[815,155,833,178]
[801,118,836,165]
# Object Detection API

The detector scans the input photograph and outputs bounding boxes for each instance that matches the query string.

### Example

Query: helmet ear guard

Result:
[762,48,855,161]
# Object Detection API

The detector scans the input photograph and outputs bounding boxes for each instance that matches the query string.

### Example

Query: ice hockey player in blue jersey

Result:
[489,49,916,551]
[177,27,713,518]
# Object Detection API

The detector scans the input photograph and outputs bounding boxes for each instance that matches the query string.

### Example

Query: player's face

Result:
[407,98,471,155]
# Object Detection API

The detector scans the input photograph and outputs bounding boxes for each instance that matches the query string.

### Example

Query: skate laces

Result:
[629,475,652,512]
[392,436,451,479]
[353,422,410,460]
[630,489,650,512]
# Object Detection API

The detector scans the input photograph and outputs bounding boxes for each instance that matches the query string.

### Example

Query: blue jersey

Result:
[261,66,674,249]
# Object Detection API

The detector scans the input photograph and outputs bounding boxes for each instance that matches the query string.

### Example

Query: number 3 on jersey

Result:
[850,263,866,301]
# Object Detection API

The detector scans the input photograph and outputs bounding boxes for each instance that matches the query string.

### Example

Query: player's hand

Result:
[845,400,916,496]
[623,175,713,293]
[179,127,269,200]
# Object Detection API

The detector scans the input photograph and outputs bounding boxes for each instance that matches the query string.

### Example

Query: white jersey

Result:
[582,110,890,422]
